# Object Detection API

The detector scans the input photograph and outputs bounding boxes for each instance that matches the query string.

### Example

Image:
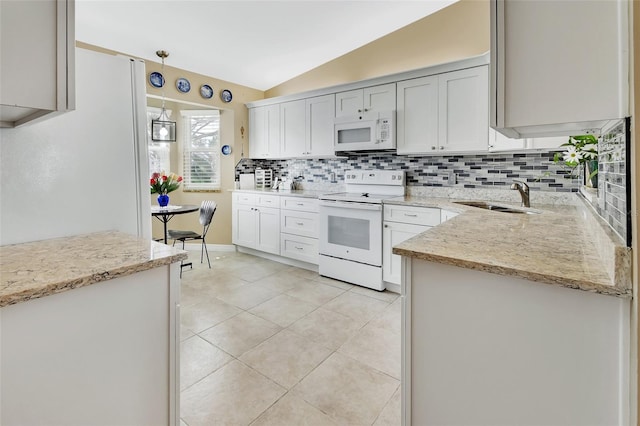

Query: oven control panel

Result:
[345,170,404,186]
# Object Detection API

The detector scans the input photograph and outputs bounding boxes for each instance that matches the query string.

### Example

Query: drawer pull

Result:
[296,203,305,206]
[294,246,304,250]
[296,222,304,226]
[404,213,418,217]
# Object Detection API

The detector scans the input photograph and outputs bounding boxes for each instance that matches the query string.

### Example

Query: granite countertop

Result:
[232,188,327,198]
[389,195,632,298]
[0,231,188,307]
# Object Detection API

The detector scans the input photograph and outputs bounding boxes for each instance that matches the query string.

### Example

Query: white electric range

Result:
[318,170,405,290]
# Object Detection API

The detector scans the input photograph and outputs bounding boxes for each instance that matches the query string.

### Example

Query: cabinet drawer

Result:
[234,192,257,205]
[280,233,319,264]
[256,194,281,208]
[280,197,318,212]
[281,210,318,238]
[384,205,440,226]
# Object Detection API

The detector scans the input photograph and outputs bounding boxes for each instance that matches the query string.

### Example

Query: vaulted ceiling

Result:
[76,0,458,91]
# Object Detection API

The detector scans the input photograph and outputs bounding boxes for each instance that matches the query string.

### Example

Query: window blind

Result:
[181,110,221,191]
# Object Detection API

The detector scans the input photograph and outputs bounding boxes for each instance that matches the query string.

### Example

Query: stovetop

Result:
[319,192,399,204]
[319,170,406,204]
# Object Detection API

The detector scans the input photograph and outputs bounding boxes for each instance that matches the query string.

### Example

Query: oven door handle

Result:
[319,200,383,211]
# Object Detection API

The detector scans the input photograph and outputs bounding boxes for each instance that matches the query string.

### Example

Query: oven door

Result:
[319,200,383,266]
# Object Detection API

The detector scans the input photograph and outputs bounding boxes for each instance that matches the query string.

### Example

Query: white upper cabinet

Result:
[0,0,75,128]
[251,94,335,159]
[396,76,439,154]
[280,99,306,157]
[488,127,525,152]
[249,104,280,158]
[438,66,489,153]
[335,83,396,117]
[397,66,488,154]
[490,0,629,138]
[306,94,335,157]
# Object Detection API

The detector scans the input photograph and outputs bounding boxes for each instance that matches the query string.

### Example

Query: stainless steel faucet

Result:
[510,180,530,207]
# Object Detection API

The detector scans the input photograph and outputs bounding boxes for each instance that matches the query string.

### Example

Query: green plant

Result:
[553,135,598,180]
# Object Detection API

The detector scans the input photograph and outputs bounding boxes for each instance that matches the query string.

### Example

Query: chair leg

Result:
[202,238,211,268]
[179,239,193,277]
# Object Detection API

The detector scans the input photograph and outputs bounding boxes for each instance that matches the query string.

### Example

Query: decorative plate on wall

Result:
[200,84,214,99]
[176,78,191,93]
[221,144,232,155]
[220,89,233,103]
[149,72,164,88]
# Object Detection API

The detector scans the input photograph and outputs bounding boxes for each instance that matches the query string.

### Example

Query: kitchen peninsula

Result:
[0,231,186,425]
[393,195,631,425]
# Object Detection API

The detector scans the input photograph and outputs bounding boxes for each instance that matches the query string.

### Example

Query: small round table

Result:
[151,204,199,244]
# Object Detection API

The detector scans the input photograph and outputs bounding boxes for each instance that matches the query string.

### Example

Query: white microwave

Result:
[334,110,396,152]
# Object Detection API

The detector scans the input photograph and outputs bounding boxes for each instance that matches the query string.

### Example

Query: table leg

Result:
[163,218,168,245]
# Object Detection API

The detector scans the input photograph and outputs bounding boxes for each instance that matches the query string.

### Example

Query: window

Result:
[147,107,171,175]
[181,110,221,191]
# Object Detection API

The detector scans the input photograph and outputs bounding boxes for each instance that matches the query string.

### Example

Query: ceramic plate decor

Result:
[176,78,191,93]
[200,84,214,99]
[220,89,232,103]
[149,72,164,88]
[221,144,232,155]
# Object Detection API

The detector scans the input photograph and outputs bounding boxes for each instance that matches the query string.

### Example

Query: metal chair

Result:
[168,200,216,275]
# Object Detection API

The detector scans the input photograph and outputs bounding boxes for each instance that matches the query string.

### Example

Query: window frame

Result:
[180,110,221,191]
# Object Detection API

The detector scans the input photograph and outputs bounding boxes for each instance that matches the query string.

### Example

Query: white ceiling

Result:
[76,0,457,91]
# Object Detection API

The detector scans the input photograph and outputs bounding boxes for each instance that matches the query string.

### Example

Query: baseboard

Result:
[384,281,401,294]
[181,243,236,252]
[236,246,318,272]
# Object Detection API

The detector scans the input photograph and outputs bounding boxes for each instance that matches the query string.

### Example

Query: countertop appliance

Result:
[318,169,405,290]
[0,48,150,245]
[334,110,395,152]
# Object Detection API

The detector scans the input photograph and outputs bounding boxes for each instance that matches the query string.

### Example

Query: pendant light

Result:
[151,50,177,142]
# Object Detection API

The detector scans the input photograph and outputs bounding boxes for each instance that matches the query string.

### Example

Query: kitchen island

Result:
[392,195,631,425]
[0,231,186,425]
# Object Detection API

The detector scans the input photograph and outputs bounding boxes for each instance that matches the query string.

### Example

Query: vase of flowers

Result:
[150,172,183,207]
[553,135,598,187]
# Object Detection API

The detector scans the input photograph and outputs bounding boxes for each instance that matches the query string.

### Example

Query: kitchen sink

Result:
[453,201,541,215]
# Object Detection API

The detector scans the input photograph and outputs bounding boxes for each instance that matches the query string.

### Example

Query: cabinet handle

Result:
[296,222,304,225]
[440,146,444,150]
[357,109,362,113]
[384,224,389,228]
[294,246,304,250]
[363,108,369,112]
[431,146,436,150]
[404,213,418,217]
[296,203,305,206]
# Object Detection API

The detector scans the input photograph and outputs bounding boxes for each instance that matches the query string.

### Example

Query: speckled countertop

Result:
[232,189,327,198]
[0,231,187,307]
[389,195,632,298]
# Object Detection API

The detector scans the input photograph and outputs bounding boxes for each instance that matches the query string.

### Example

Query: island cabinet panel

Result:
[0,264,181,425]
[402,259,629,426]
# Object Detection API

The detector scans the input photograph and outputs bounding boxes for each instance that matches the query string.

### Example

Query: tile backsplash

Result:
[593,118,630,244]
[236,151,581,192]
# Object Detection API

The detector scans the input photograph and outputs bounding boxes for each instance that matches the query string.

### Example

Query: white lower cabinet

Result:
[232,192,280,255]
[383,204,441,286]
[233,193,319,264]
[280,196,319,265]
[280,233,318,264]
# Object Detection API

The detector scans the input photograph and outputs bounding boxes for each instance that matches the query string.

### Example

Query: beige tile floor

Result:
[179,250,401,426]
